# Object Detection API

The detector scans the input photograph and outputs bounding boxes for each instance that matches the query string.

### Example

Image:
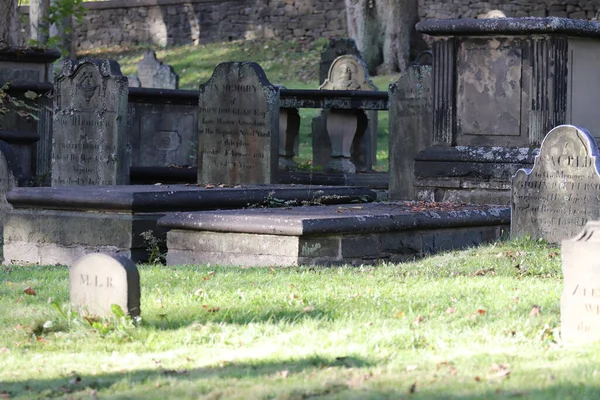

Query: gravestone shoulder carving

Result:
[70,253,141,318]
[198,62,279,184]
[511,124,600,243]
[52,58,130,186]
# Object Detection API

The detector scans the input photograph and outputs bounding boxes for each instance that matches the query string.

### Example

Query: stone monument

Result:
[319,38,362,86]
[561,221,600,342]
[52,58,130,186]
[197,62,279,184]
[70,253,141,318]
[388,64,432,200]
[137,51,179,89]
[512,125,600,244]
[314,55,377,173]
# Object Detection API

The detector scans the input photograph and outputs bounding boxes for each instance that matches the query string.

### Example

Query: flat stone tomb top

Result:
[416,17,600,38]
[158,201,510,236]
[6,184,377,212]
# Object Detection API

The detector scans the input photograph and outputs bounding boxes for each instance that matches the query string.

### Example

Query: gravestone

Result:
[198,62,279,184]
[511,125,600,243]
[561,221,600,341]
[137,51,179,89]
[314,55,377,172]
[0,141,22,261]
[52,59,130,186]
[128,75,141,87]
[70,253,141,318]
[319,38,362,85]
[389,65,433,200]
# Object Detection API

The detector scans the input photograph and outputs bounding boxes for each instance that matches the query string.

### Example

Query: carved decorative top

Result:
[320,55,376,92]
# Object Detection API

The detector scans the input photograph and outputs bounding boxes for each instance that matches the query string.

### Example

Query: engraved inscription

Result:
[198,63,277,184]
[511,125,600,243]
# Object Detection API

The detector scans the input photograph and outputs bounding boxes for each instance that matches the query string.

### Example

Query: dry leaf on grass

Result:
[23,287,36,296]
[303,305,315,312]
[413,315,425,325]
[529,305,541,317]
[445,307,456,314]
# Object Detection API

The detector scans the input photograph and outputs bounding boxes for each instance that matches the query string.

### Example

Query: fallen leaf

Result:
[474,376,481,381]
[68,376,81,385]
[23,287,36,296]
[206,307,220,313]
[488,369,511,380]
[491,363,510,372]
[548,251,559,259]
[303,305,315,312]
[477,309,486,315]
[279,370,289,378]
[205,184,215,189]
[193,289,204,296]
[413,315,424,325]
[529,305,541,317]
[16,296,22,303]
[445,307,456,314]
[409,382,417,393]
[395,311,405,318]
[0,347,9,353]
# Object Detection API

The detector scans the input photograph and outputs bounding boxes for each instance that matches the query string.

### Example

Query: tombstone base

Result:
[3,184,377,265]
[159,202,510,267]
[414,146,538,205]
[328,157,356,173]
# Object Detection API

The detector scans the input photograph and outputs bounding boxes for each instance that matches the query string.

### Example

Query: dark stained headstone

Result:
[52,59,130,186]
[511,125,600,243]
[0,141,22,261]
[388,65,433,200]
[70,253,140,318]
[198,62,279,184]
[561,221,600,342]
[137,51,179,89]
[319,38,362,85]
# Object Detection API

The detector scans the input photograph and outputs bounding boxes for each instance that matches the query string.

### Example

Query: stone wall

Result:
[17,0,600,51]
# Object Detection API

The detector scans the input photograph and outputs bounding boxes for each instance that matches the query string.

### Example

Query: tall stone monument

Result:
[70,253,140,318]
[197,62,279,184]
[511,125,600,244]
[52,59,130,186]
[388,64,432,200]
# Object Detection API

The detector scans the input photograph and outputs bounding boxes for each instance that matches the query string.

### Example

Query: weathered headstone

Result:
[561,221,600,341]
[319,38,362,85]
[70,253,141,318]
[388,65,433,200]
[128,75,141,87]
[512,125,600,243]
[197,62,279,184]
[52,59,130,186]
[0,141,22,260]
[137,51,179,89]
[314,55,377,172]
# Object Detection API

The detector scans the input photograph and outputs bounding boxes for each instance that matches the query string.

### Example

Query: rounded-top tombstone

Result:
[511,124,600,244]
[70,253,140,318]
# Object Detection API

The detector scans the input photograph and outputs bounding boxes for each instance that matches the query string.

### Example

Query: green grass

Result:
[2,238,599,399]
[79,39,399,171]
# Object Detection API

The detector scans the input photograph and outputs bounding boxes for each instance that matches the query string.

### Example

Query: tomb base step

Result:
[158,202,510,267]
[3,184,376,265]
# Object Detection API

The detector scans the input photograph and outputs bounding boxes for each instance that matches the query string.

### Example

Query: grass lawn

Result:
[79,39,399,171]
[2,238,599,399]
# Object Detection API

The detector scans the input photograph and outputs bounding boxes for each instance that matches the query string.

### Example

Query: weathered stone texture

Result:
[17,0,599,50]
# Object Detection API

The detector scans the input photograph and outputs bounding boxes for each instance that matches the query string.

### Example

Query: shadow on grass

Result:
[1,355,372,399]
[142,306,337,331]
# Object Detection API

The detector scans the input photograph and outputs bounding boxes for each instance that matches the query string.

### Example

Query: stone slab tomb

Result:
[70,253,140,318]
[159,202,509,267]
[3,185,376,265]
[52,58,130,186]
[511,125,600,244]
[561,221,600,342]
[414,17,600,205]
[137,51,179,89]
[198,62,279,184]
[313,55,378,173]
